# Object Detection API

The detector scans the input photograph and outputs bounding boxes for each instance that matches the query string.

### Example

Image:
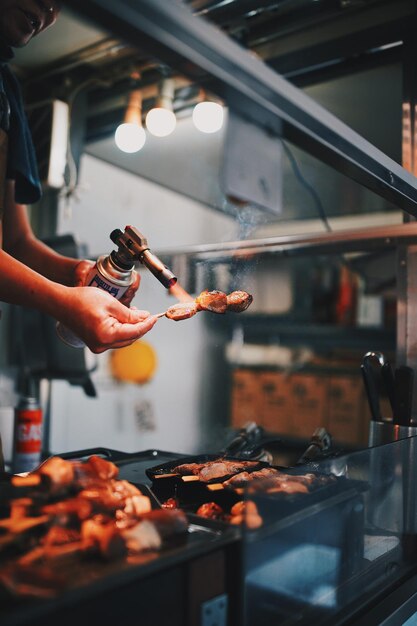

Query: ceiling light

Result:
[115,89,146,153]
[115,123,146,153]
[193,101,224,134]
[146,78,177,138]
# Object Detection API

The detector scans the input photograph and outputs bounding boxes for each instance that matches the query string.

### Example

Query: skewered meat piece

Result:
[171,462,202,476]
[162,289,252,322]
[37,457,75,492]
[249,475,309,495]
[195,290,227,314]
[199,462,244,482]
[41,497,93,524]
[81,518,128,560]
[165,302,199,321]
[223,467,279,488]
[196,502,224,520]
[226,291,253,312]
[171,459,260,482]
[83,455,119,481]
[266,481,309,495]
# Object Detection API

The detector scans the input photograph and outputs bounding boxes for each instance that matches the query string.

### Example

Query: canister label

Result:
[13,408,42,473]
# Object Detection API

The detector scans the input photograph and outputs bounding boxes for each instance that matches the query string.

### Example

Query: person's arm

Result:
[1,181,156,352]
[2,181,140,305]
[0,245,158,353]
[2,181,81,285]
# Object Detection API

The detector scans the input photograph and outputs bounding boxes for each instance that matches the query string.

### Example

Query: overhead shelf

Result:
[156,222,417,263]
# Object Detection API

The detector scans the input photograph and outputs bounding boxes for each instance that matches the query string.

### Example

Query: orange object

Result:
[109,340,157,384]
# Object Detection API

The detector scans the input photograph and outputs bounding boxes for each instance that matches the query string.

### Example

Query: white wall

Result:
[50,154,237,456]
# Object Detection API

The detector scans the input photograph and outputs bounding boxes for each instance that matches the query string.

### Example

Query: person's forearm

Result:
[0,248,157,354]
[0,248,70,317]
[9,233,81,286]
[2,183,83,286]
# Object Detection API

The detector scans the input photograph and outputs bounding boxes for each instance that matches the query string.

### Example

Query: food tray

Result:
[0,452,240,626]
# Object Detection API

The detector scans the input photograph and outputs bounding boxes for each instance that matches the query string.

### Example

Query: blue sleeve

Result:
[1,65,42,205]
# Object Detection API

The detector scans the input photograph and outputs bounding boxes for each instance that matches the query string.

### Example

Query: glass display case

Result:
[242,436,417,625]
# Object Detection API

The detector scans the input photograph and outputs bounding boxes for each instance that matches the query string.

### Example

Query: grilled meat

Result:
[0,455,190,597]
[165,301,199,321]
[226,291,253,312]
[196,502,224,520]
[223,467,279,488]
[172,459,260,482]
[266,481,309,494]
[163,289,252,321]
[195,290,227,314]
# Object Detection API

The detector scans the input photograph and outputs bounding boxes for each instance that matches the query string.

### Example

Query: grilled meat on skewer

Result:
[171,459,260,482]
[226,290,253,312]
[161,289,253,321]
[222,467,279,488]
[195,290,227,313]
[165,301,199,321]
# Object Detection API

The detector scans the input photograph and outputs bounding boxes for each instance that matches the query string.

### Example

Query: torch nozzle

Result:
[110,225,177,289]
[141,249,177,289]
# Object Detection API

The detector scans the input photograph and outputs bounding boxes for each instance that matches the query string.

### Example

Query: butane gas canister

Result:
[56,252,135,348]
[12,396,43,474]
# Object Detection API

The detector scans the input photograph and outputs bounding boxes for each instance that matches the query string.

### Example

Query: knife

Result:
[394,366,414,427]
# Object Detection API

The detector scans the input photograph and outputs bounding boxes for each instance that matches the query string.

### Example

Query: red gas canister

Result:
[12,396,43,474]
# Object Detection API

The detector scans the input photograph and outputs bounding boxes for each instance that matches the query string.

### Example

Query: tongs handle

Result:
[223,422,263,456]
[297,427,332,465]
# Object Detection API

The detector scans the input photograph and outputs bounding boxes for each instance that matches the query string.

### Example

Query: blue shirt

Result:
[0,43,42,205]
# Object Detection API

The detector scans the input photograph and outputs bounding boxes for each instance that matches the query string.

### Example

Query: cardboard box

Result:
[230,369,264,428]
[327,376,367,446]
[260,371,293,434]
[289,374,328,439]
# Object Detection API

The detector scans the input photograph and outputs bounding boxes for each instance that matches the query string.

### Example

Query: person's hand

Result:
[73,259,141,307]
[58,286,158,353]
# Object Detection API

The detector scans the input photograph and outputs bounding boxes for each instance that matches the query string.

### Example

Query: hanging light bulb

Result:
[193,100,224,134]
[115,89,146,153]
[146,78,177,138]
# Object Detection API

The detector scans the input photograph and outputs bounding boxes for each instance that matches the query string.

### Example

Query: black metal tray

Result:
[56,447,188,485]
